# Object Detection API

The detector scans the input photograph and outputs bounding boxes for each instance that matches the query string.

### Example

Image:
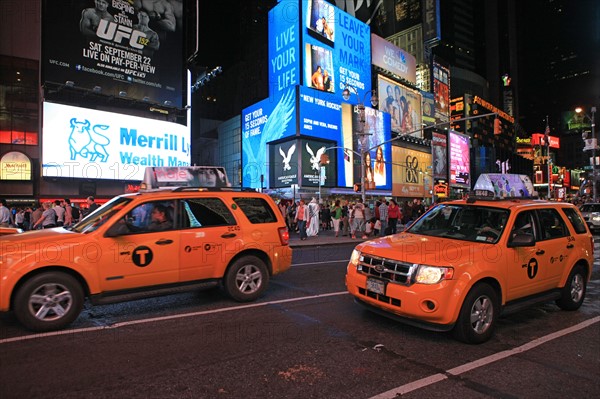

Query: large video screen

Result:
[42,0,185,108]
[391,146,432,198]
[301,0,372,103]
[377,75,422,136]
[241,88,297,189]
[42,102,190,181]
[340,103,391,189]
[449,131,471,188]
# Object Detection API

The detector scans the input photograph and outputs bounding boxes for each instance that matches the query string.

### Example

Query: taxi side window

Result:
[233,197,278,224]
[537,208,568,240]
[561,208,587,234]
[510,211,536,239]
[109,200,175,235]
[181,198,236,228]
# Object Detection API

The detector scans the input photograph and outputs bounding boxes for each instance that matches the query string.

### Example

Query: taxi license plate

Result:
[366,278,385,295]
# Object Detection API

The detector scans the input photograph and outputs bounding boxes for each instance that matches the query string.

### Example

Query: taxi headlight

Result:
[349,249,361,267]
[591,214,600,222]
[415,265,454,284]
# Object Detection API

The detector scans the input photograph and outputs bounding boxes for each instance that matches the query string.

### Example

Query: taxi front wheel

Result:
[224,256,269,302]
[453,283,499,344]
[556,265,587,311]
[14,272,84,332]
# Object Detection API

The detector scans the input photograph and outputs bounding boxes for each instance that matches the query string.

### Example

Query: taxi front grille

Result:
[358,255,416,285]
[358,287,401,307]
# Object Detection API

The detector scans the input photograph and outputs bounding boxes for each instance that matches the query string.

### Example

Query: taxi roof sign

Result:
[473,174,537,199]
[141,166,230,191]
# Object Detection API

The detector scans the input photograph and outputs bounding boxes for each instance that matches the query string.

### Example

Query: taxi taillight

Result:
[278,227,290,246]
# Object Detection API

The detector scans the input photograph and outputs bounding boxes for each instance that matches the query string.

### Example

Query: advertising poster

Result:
[300,138,337,187]
[241,88,297,189]
[301,1,372,103]
[268,1,301,101]
[377,75,422,136]
[269,139,299,188]
[42,102,190,181]
[341,103,391,189]
[449,131,471,187]
[370,34,416,84]
[42,0,185,108]
[433,60,450,124]
[391,146,432,198]
[422,91,435,127]
[432,131,448,180]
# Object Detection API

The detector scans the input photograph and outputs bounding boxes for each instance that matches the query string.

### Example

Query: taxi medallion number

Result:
[367,278,386,295]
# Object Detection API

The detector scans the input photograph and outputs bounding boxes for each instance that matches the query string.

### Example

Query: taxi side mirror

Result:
[507,233,535,248]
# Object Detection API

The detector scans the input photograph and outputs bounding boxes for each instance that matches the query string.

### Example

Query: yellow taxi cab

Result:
[0,178,292,332]
[346,175,594,343]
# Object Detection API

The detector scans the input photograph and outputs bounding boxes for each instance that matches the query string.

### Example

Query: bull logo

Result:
[68,118,111,162]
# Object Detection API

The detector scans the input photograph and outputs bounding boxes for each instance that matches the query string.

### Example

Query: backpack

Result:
[71,206,80,220]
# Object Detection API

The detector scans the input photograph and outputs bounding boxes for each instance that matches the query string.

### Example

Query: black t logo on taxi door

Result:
[133,246,153,267]
[527,258,538,279]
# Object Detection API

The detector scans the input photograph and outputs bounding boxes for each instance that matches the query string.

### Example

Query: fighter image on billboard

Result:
[42,0,185,108]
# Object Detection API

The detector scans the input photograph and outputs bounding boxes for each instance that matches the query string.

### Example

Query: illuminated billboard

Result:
[340,103,391,189]
[298,86,341,141]
[377,75,422,136]
[391,146,432,198]
[371,34,416,84]
[242,88,297,189]
[299,137,337,187]
[432,131,448,180]
[269,139,299,187]
[449,131,471,188]
[42,102,190,181]
[41,0,185,107]
[302,1,372,102]
[268,1,301,100]
[433,60,450,124]
[1,151,32,180]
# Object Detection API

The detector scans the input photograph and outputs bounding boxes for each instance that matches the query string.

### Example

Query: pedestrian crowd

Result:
[0,196,97,230]
[277,197,430,240]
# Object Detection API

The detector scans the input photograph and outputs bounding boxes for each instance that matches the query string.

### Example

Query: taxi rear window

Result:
[561,207,588,234]
[234,197,278,224]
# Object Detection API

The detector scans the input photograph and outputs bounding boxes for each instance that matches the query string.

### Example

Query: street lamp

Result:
[575,106,597,202]
[342,85,378,202]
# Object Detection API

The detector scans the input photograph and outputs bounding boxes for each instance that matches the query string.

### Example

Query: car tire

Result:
[14,272,84,332]
[224,256,269,302]
[556,265,587,311]
[453,283,498,344]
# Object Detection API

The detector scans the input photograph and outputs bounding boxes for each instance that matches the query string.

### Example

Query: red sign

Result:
[531,133,560,149]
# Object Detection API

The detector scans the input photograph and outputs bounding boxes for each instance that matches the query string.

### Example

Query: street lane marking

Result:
[369,316,600,399]
[0,291,349,345]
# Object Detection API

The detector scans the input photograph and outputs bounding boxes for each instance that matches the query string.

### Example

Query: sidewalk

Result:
[288,227,372,248]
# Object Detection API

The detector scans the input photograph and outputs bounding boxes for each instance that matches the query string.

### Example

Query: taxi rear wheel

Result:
[14,272,84,332]
[556,265,587,311]
[453,283,498,344]
[224,256,269,302]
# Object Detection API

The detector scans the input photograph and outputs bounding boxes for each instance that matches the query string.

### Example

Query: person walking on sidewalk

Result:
[331,200,342,237]
[379,199,388,237]
[388,199,401,234]
[294,199,309,240]
[341,200,349,236]
[352,199,366,239]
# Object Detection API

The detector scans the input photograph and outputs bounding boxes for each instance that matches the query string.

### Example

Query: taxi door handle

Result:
[221,233,237,239]
[566,243,574,249]
[155,239,173,245]
[536,249,545,255]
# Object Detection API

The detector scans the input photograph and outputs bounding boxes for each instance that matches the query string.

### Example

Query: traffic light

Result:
[353,183,361,192]
[493,117,502,135]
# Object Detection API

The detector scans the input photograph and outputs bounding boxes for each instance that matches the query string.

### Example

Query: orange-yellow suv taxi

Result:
[346,192,594,343]
[0,188,292,331]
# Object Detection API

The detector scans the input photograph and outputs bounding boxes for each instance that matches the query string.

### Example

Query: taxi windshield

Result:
[407,204,510,243]
[71,196,133,234]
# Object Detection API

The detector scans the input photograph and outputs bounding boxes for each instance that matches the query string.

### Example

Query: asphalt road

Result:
[0,241,598,398]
